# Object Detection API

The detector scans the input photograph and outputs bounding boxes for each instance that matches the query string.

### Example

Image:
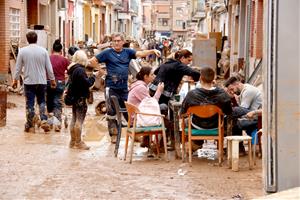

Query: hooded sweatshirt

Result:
[128,80,162,107]
[181,87,232,129]
[67,63,95,102]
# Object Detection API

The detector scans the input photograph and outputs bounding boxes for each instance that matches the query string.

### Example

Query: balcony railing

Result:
[191,10,206,20]
[103,0,118,5]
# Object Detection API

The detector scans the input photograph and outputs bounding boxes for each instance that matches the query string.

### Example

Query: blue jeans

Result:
[24,84,47,129]
[46,80,65,122]
[231,106,257,136]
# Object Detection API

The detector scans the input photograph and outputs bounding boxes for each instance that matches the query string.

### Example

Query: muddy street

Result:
[0,93,264,199]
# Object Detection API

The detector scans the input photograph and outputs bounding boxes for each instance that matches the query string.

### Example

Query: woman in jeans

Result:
[47,39,70,131]
[67,50,95,150]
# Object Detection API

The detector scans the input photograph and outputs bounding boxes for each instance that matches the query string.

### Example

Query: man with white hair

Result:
[90,32,161,143]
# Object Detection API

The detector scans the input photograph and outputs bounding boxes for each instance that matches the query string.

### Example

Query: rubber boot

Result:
[69,128,76,148]
[74,127,90,150]
[107,119,118,143]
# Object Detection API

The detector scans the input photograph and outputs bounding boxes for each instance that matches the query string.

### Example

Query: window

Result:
[176,7,183,14]
[176,20,183,27]
[9,8,20,40]
[158,18,169,26]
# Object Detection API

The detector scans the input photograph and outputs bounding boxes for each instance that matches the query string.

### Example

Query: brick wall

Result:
[250,0,255,57]
[0,0,9,78]
[0,0,27,79]
[253,0,263,59]
[8,0,27,47]
[1,0,27,76]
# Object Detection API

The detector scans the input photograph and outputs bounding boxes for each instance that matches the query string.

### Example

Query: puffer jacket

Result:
[67,63,95,102]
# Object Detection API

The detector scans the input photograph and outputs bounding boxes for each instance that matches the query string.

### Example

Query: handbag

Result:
[64,77,75,106]
[136,97,162,127]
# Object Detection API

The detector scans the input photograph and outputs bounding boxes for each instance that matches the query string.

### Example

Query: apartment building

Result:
[141,0,192,39]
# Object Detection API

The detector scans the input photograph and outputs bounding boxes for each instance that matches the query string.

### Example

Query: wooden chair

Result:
[124,102,168,163]
[111,95,127,157]
[181,105,224,165]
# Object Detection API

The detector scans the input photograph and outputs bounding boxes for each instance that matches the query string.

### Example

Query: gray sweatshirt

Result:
[14,44,55,84]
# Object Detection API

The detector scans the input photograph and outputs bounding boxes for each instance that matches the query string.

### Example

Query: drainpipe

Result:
[245,0,252,81]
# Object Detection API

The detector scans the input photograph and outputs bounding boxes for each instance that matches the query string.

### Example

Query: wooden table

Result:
[168,100,182,159]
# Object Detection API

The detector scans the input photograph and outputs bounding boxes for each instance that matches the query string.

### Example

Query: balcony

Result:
[113,1,123,10]
[118,12,131,20]
[92,0,106,6]
[103,0,117,5]
[191,9,206,22]
[129,9,138,17]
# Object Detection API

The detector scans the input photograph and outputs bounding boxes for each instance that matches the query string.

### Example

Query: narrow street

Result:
[0,93,263,199]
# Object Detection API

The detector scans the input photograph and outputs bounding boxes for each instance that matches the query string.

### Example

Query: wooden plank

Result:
[209,32,222,52]
[9,59,16,78]
[9,42,17,60]
[192,39,216,71]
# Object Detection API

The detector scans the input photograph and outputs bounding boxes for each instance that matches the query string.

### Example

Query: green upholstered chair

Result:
[124,102,168,163]
[181,105,224,165]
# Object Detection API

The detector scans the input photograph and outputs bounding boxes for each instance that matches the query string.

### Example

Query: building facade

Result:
[141,0,192,39]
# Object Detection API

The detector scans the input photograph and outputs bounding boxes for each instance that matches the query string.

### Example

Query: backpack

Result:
[136,97,162,127]
[64,71,75,106]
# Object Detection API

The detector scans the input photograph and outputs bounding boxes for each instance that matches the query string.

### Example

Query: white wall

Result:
[74,2,84,42]
[263,0,300,193]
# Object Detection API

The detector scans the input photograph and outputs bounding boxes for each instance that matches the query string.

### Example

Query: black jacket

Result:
[181,87,232,129]
[68,63,95,101]
[151,59,200,95]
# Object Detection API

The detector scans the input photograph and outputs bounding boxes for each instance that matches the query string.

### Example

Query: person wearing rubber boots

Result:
[90,33,161,143]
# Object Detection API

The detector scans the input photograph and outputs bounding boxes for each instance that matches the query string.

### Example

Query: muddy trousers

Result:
[46,80,65,123]
[105,87,128,137]
[107,118,118,137]
[24,84,48,129]
[69,98,88,149]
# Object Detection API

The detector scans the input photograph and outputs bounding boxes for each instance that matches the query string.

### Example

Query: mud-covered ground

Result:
[0,93,264,199]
